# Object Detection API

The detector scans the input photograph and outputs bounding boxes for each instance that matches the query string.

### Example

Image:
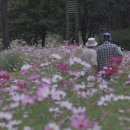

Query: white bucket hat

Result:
[86,38,97,47]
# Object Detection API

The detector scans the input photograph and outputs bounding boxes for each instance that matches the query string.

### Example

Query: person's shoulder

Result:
[82,47,87,51]
[82,47,88,53]
[88,48,96,53]
[110,43,119,48]
[111,43,117,46]
[96,44,104,50]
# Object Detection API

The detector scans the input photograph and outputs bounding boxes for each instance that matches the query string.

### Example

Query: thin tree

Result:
[1,0,10,49]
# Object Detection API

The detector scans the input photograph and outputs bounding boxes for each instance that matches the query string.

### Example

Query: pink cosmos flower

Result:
[0,70,10,83]
[28,74,40,81]
[71,116,90,130]
[125,80,130,85]
[21,96,36,105]
[69,71,85,78]
[38,82,51,88]
[72,106,86,116]
[20,69,29,75]
[36,87,50,101]
[44,123,60,130]
[107,87,114,93]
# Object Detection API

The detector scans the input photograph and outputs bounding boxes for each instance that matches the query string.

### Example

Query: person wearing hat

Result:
[82,37,98,75]
[96,32,123,81]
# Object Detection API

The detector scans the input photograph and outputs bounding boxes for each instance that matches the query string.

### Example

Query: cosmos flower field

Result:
[0,45,130,130]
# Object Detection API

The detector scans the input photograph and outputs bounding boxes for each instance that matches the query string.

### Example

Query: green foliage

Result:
[0,52,24,72]
[45,33,63,47]
[96,29,130,50]
[111,29,130,50]
[9,0,66,43]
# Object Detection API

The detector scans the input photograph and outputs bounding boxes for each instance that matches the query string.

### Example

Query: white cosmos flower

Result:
[113,97,119,101]
[97,101,104,106]
[8,120,22,126]
[78,91,87,97]
[49,107,60,112]
[81,61,91,68]
[74,84,86,91]
[100,96,106,102]
[69,57,75,65]
[40,62,51,67]
[73,57,82,63]
[0,112,12,120]
[87,76,96,81]
[117,95,125,100]
[42,78,51,84]
[52,54,62,59]
[63,128,72,130]
[91,124,102,130]
[0,122,6,128]
[72,106,86,115]
[51,90,66,100]
[21,64,32,71]
[46,123,60,130]
[52,75,63,83]
[57,100,73,110]
[99,82,108,90]
[24,126,32,130]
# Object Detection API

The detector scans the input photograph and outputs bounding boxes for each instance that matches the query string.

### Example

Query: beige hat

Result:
[86,38,97,47]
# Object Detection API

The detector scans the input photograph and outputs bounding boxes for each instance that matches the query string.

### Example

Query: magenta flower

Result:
[71,116,90,130]
[110,56,122,65]
[58,62,69,72]
[16,80,27,93]
[17,80,27,88]
[103,66,118,75]
[0,70,10,83]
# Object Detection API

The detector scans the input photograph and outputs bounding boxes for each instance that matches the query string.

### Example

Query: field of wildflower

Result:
[0,45,130,130]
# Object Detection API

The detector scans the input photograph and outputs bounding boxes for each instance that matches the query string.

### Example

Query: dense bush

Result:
[0,51,24,72]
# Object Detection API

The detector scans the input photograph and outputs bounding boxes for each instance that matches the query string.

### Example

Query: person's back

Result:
[82,38,98,74]
[96,32,123,80]
[82,47,97,66]
[97,41,122,71]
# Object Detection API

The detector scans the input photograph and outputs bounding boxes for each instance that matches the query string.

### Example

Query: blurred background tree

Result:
[8,0,66,47]
[1,0,10,49]
[0,0,130,49]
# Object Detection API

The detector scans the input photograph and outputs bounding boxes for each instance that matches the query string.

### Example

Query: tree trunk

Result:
[1,0,10,49]
[80,0,88,46]
[41,31,47,47]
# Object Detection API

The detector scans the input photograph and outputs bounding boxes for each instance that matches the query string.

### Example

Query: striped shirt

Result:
[96,41,122,71]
